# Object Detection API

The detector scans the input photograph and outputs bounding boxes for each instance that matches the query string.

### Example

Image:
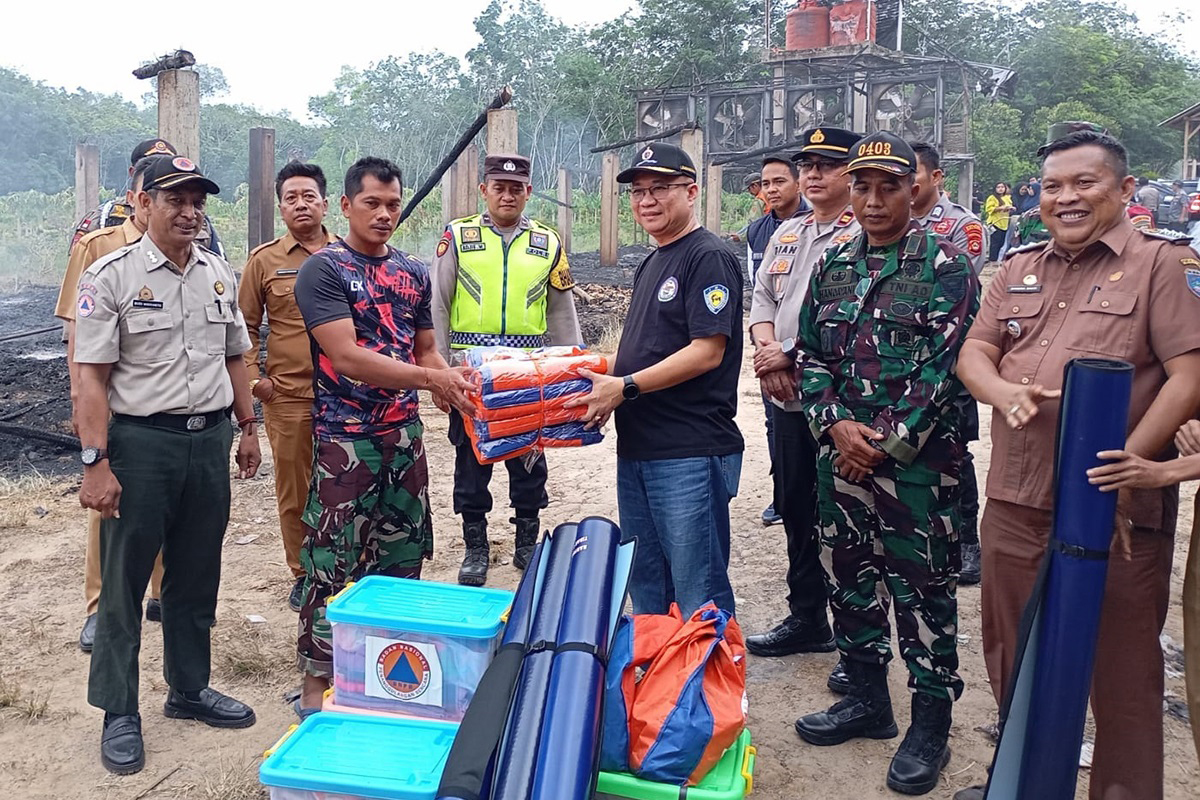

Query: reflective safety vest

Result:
[449,215,562,350]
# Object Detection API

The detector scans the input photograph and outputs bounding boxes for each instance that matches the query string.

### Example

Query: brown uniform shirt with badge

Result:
[55,218,142,322]
[73,236,252,416]
[237,229,337,400]
[749,205,858,411]
[966,218,1200,529]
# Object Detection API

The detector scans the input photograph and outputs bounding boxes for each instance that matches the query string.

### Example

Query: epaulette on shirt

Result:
[836,210,856,226]
[1004,241,1049,259]
[83,242,140,276]
[1141,228,1192,245]
[248,236,284,258]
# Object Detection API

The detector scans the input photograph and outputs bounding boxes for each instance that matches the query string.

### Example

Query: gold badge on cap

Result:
[151,141,170,154]
[1108,271,1124,282]
[811,129,826,144]
[1022,274,1038,286]
[641,147,654,161]
[213,281,225,295]
[137,286,154,301]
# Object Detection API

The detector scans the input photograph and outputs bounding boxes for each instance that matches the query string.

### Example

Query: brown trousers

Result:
[85,509,162,614]
[1185,491,1200,763]
[263,395,314,579]
[980,499,1174,800]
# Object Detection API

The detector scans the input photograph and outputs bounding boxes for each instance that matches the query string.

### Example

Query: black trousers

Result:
[448,411,548,519]
[771,406,830,620]
[88,417,233,715]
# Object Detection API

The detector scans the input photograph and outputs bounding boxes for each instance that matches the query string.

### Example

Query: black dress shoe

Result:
[79,613,97,653]
[289,577,305,612]
[164,687,256,728]
[100,713,145,774]
[959,543,981,586]
[145,598,162,622]
[746,616,835,657]
[827,657,851,695]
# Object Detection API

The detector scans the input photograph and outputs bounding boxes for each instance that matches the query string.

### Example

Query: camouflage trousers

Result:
[816,449,964,700]
[296,420,432,677]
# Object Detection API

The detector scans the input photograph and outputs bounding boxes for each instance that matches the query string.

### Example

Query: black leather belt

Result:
[114,408,230,432]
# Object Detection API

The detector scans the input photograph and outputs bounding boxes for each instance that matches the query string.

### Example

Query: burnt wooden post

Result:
[600,152,620,267]
[74,143,100,222]
[157,69,200,161]
[248,127,276,249]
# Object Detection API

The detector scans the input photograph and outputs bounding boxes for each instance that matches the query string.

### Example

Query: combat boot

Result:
[458,520,490,587]
[794,660,898,746]
[511,517,539,571]
[886,692,953,795]
[827,657,852,695]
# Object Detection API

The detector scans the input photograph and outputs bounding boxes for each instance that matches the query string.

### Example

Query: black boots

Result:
[887,693,953,795]
[458,520,490,586]
[745,615,836,657]
[511,517,538,571]
[794,660,898,745]
[827,657,852,694]
[959,542,982,585]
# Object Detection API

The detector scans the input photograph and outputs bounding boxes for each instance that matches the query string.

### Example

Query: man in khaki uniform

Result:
[74,155,261,775]
[238,162,337,611]
[745,127,860,662]
[56,154,166,651]
[956,124,1200,800]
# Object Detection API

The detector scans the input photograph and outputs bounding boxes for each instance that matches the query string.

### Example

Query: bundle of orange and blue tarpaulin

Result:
[463,346,607,464]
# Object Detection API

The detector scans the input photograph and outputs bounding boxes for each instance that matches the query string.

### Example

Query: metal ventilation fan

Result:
[870,79,940,141]
[788,86,850,139]
[635,97,694,140]
[708,93,765,153]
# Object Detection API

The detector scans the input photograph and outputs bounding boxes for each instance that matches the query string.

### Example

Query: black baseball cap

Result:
[484,153,532,185]
[130,138,177,166]
[844,132,918,176]
[792,127,861,162]
[617,143,697,183]
[141,155,220,194]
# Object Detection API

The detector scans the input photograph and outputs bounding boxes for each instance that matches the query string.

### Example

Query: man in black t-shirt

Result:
[567,143,744,615]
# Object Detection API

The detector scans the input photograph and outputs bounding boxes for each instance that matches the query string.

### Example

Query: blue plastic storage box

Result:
[326,575,513,720]
[260,712,458,800]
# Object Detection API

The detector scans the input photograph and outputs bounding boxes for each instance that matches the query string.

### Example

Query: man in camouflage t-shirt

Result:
[792,133,979,797]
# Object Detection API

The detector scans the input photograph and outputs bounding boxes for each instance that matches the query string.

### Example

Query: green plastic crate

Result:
[594,729,756,800]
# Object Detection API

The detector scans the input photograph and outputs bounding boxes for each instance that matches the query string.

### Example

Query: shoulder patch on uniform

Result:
[933,219,955,235]
[836,210,856,226]
[1182,257,1200,269]
[963,221,985,256]
[1142,228,1192,244]
[1004,241,1048,259]
[1185,268,1200,299]
[435,229,451,258]
[703,284,730,314]
[550,253,574,291]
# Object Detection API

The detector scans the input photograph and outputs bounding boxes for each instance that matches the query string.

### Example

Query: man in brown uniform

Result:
[238,162,337,611]
[956,124,1200,800]
[56,154,167,651]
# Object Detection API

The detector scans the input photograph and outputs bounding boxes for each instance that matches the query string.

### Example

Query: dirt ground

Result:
[0,281,1197,799]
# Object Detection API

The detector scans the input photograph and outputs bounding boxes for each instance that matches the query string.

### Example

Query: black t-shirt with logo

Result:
[613,227,744,460]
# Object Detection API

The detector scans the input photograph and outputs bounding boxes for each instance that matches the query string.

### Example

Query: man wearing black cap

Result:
[745,127,860,661]
[70,138,224,258]
[791,132,978,795]
[73,155,261,774]
[431,153,581,587]
[566,143,744,616]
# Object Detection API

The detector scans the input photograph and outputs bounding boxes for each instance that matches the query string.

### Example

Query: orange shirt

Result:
[238,229,337,400]
[967,219,1200,529]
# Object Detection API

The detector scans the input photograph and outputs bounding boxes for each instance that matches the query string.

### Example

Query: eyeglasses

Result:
[798,160,843,175]
[628,182,693,202]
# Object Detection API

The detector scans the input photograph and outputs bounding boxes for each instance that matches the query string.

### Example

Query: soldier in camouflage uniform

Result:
[792,133,979,796]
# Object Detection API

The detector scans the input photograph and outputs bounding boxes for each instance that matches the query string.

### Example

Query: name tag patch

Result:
[461,243,487,252]
[132,299,165,309]
[276,268,299,276]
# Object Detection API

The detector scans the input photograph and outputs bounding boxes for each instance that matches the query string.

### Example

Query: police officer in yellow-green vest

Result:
[432,153,581,587]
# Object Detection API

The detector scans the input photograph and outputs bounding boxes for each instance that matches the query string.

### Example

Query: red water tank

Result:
[786,1,831,51]
[829,0,877,46]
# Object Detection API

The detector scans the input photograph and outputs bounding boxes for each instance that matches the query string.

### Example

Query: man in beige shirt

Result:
[74,155,261,775]
[55,154,165,651]
[238,162,337,611]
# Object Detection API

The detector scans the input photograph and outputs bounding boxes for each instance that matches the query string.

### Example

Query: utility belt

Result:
[450,332,548,350]
[113,408,230,432]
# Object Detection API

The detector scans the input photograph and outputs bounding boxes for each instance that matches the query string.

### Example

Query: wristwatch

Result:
[622,374,641,401]
[80,447,108,466]
[779,337,799,360]
[250,378,261,392]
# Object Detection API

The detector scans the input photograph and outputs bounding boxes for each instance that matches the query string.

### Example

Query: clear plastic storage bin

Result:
[326,575,512,720]
[260,712,458,800]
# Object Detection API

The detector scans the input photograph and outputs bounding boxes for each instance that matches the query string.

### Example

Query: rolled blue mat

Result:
[436,537,546,800]
[490,523,578,800]
[530,516,622,800]
[987,358,1132,800]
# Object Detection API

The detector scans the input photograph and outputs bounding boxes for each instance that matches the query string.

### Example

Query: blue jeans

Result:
[617,453,742,616]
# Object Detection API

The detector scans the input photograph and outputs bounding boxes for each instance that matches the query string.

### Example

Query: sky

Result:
[3,0,1195,122]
